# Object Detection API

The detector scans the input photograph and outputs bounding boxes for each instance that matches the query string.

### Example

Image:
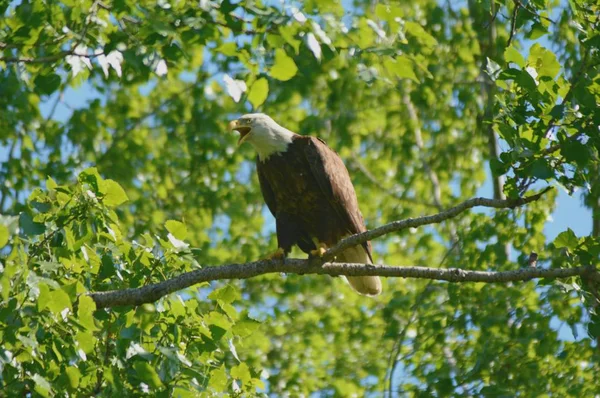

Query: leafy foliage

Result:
[1,0,599,395]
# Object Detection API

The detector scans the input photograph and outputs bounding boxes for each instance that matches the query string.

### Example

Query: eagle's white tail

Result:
[338,245,382,296]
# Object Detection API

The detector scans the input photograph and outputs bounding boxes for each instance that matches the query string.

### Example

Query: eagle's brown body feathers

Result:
[257,135,372,257]
[257,136,381,296]
[229,113,382,296]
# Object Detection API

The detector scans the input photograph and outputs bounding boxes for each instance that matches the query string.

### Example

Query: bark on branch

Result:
[321,187,552,261]
[88,188,588,309]
[89,261,599,309]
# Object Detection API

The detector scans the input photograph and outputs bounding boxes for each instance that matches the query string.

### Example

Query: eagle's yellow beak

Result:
[228,119,252,146]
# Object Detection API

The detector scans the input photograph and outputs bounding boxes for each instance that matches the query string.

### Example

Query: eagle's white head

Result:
[228,113,295,161]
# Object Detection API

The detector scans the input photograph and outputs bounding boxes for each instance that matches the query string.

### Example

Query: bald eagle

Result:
[229,113,382,296]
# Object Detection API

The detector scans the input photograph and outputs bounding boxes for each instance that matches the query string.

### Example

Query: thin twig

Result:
[507,2,520,47]
[539,131,585,157]
[514,0,557,24]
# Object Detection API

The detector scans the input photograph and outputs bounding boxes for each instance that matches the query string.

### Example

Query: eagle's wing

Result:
[256,157,277,217]
[303,137,373,260]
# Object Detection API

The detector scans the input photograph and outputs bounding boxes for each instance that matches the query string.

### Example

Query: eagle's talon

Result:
[309,243,328,258]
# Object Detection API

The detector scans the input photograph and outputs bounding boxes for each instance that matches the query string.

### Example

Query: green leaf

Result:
[34,73,61,96]
[47,288,72,315]
[248,77,269,109]
[528,43,560,78]
[233,317,261,338]
[554,229,579,250]
[0,225,8,247]
[19,212,46,236]
[278,26,301,54]
[489,158,508,175]
[504,46,525,68]
[65,366,81,389]
[38,283,50,311]
[46,176,57,190]
[527,21,548,40]
[208,284,240,304]
[561,140,590,167]
[530,159,554,180]
[133,361,164,389]
[78,167,103,192]
[384,56,419,82]
[270,49,298,81]
[485,57,502,80]
[405,21,438,47]
[216,42,237,57]
[76,331,95,353]
[78,295,98,331]
[589,313,600,339]
[165,220,188,240]
[231,362,251,385]
[100,179,129,207]
[33,374,52,397]
[208,365,228,391]
[205,311,233,331]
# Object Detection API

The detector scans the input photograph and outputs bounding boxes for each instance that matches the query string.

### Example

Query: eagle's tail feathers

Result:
[337,245,382,296]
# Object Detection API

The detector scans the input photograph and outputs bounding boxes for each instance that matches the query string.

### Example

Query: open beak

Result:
[228,119,252,146]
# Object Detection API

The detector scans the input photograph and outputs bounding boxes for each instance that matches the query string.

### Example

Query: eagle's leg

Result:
[265,247,286,260]
[309,242,328,258]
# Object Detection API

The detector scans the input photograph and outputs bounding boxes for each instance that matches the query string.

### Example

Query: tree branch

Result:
[89,260,599,309]
[87,188,572,308]
[322,187,552,261]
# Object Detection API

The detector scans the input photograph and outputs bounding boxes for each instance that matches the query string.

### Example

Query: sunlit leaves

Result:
[269,49,298,81]
[100,179,129,207]
[0,0,599,396]
[528,44,561,78]
[306,33,322,60]
[77,295,98,331]
[208,284,241,304]
[223,74,247,102]
[505,46,526,68]
[384,56,419,82]
[554,229,579,250]
[133,361,164,389]
[41,285,72,316]
[247,77,269,109]
[97,51,123,78]
[33,374,52,397]
[278,26,301,54]
[165,220,187,240]
[404,21,438,48]
[0,225,8,247]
